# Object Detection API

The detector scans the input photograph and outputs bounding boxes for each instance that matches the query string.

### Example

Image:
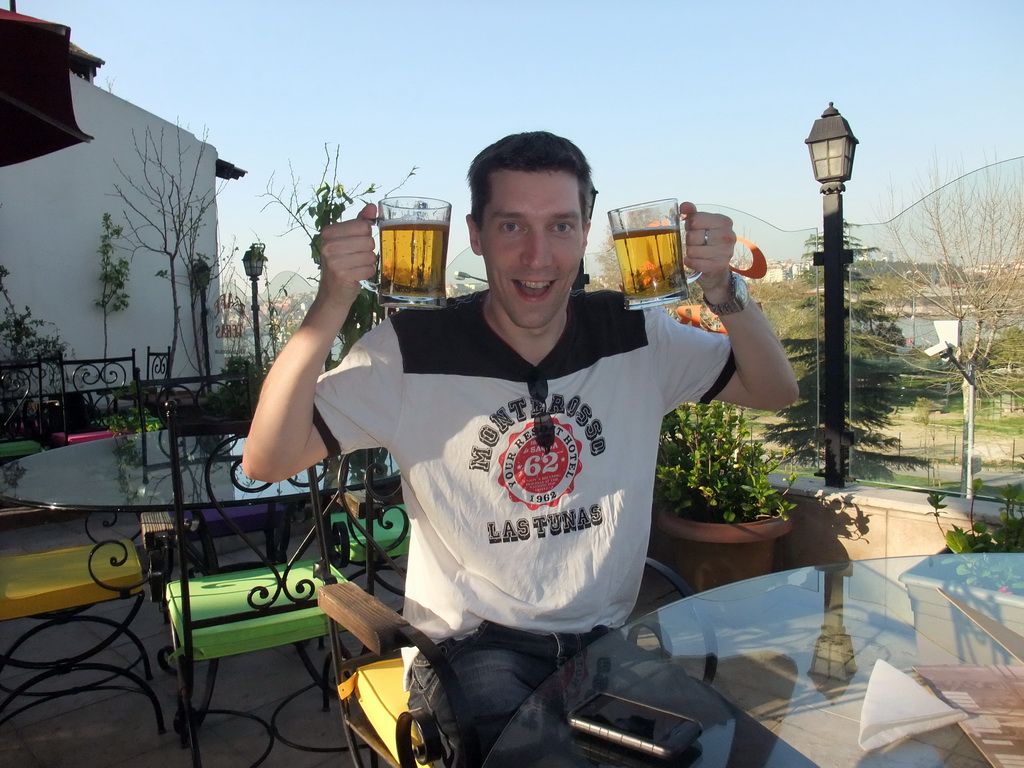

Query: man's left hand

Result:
[679,201,736,303]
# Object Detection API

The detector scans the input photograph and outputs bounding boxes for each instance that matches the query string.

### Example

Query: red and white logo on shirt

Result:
[497,417,583,510]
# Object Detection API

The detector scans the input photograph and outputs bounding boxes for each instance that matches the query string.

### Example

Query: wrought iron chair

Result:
[313,448,482,768]
[627,558,719,685]
[318,581,483,768]
[334,449,410,594]
[317,563,704,768]
[49,350,137,446]
[146,345,171,379]
[0,358,49,462]
[134,365,254,430]
[160,402,343,767]
[0,524,165,735]
[135,365,291,580]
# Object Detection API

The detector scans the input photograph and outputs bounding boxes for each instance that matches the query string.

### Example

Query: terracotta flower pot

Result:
[650,506,793,592]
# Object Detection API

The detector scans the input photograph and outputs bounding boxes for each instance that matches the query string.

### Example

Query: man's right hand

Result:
[317,202,379,309]
[243,202,380,482]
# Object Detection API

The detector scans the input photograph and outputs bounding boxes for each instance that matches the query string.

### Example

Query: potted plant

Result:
[650,400,795,591]
[899,483,1024,666]
[927,482,1024,560]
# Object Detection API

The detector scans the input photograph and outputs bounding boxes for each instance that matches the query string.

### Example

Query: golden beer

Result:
[379,221,449,307]
[612,226,686,306]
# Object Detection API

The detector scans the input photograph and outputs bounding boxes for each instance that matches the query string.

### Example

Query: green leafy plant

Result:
[203,355,262,420]
[961,556,1024,593]
[104,402,160,434]
[95,212,130,357]
[929,481,1024,554]
[0,265,69,360]
[928,482,1024,592]
[305,181,382,368]
[262,147,416,367]
[654,401,795,524]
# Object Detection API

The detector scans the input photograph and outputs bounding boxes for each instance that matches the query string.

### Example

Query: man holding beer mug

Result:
[244,131,797,764]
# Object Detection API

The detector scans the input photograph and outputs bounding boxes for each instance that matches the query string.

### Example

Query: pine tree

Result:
[763,224,928,480]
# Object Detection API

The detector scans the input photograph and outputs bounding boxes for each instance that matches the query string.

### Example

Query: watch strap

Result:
[702,273,748,316]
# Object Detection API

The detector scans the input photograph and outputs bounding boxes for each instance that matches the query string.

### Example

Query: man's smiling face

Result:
[468,170,590,361]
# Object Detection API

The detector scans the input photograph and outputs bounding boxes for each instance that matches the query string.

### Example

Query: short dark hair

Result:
[467,131,595,227]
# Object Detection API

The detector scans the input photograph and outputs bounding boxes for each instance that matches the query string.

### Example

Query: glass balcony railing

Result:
[579,160,1023,499]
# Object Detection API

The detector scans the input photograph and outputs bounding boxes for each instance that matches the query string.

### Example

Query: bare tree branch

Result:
[111,125,220,373]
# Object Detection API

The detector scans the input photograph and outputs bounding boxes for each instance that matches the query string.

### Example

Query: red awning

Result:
[0,8,93,167]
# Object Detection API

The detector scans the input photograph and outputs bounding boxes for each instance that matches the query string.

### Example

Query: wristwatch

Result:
[702,272,749,316]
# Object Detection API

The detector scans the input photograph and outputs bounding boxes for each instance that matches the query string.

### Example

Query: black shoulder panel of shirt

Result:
[390,290,648,383]
[700,353,735,404]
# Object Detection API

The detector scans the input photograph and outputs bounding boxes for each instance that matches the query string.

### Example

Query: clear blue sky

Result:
[22,0,1024,279]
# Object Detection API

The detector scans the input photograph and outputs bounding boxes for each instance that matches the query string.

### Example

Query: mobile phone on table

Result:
[567,692,702,760]
[571,731,702,768]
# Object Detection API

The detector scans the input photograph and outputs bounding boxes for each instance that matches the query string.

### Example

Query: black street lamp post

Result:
[241,243,267,371]
[805,103,858,488]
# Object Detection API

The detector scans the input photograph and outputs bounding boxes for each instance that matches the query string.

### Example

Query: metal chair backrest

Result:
[134,364,254,435]
[335,449,408,595]
[54,350,137,435]
[146,345,170,379]
[0,358,48,444]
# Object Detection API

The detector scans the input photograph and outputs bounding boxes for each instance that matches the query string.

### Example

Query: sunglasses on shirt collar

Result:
[526,369,555,454]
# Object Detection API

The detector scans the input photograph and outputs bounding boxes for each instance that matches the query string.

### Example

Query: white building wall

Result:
[0,74,227,376]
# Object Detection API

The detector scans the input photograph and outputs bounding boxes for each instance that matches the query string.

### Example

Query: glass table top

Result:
[484,554,1022,767]
[0,430,321,512]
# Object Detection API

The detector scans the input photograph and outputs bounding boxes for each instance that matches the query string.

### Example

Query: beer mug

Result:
[377,196,451,308]
[607,198,700,310]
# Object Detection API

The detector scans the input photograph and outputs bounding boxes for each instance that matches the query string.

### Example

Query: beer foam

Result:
[379,218,450,228]
[611,224,678,236]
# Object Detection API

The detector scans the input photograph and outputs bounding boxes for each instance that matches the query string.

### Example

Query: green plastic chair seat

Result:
[341,506,411,563]
[0,540,143,621]
[166,560,343,661]
[0,439,42,460]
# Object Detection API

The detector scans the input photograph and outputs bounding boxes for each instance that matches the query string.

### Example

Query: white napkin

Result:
[858,659,968,750]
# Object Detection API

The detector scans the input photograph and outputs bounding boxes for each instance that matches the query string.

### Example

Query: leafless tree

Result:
[881,157,1024,493]
[586,228,624,291]
[112,126,221,374]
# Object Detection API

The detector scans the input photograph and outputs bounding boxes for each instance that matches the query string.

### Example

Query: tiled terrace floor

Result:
[0,511,369,768]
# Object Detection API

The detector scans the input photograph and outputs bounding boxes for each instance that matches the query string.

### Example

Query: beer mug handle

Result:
[678,219,702,284]
[353,216,385,292]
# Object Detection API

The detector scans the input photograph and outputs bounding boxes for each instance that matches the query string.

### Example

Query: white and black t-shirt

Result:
[314,290,733,641]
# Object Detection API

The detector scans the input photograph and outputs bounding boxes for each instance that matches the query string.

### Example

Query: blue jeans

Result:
[407,621,610,766]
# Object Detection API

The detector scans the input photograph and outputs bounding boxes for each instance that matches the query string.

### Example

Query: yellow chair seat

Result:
[165,561,342,661]
[342,657,409,761]
[0,540,143,621]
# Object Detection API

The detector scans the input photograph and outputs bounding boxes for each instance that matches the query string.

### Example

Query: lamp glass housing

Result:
[809,137,856,183]
[805,104,858,184]
[242,243,267,278]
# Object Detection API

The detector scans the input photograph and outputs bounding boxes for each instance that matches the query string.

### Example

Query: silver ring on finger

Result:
[702,229,710,247]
